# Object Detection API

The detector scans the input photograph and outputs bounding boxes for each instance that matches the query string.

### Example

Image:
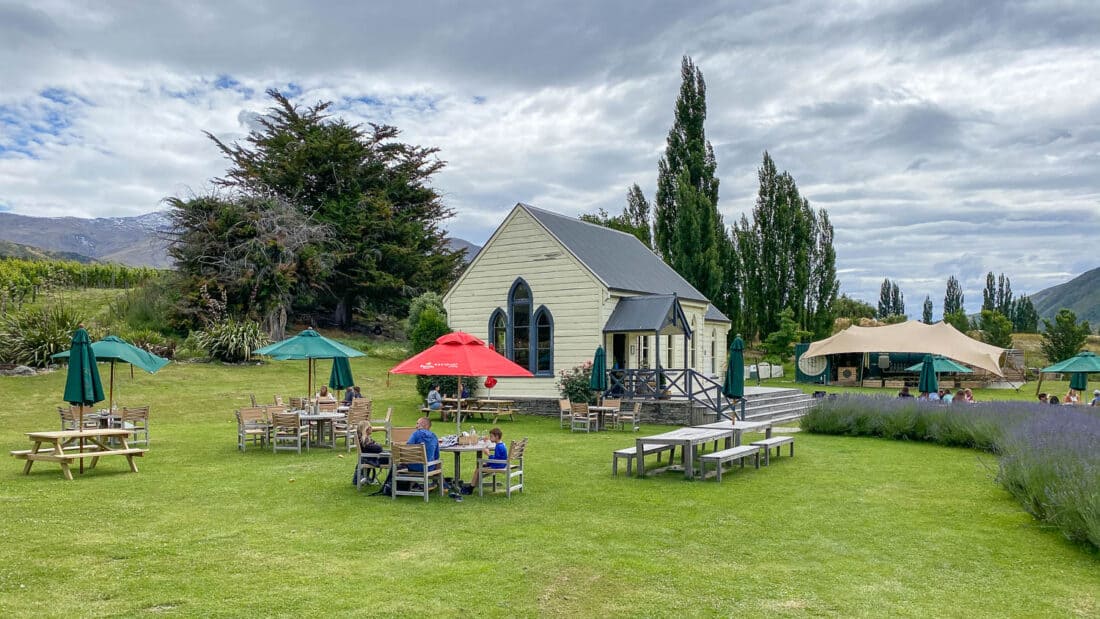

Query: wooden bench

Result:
[698,445,761,481]
[750,436,794,465]
[12,448,145,462]
[612,443,675,476]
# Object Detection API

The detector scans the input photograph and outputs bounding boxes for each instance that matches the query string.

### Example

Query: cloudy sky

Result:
[2,0,1099,315]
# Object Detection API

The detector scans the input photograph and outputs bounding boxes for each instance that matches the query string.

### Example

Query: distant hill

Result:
[1030,266,1100,325]
[0,239,99,263]
[0,212,172,268]
[447,238,481,263]
[0,210,482,269]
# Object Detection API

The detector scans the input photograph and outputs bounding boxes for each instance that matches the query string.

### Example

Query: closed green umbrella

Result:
[904,356,973,374]
[53,335,169,410]
[723,335,746,419]
[329,357,355,395]
[1069,372,1088,391]
[588,346,608,398]
[254,329,366,398]
[60,327,104,474]
[917,355,938,395]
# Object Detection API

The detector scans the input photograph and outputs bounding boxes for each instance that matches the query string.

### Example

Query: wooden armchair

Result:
[341,400,373,452]
[372,407,393,445]
[116,406,150,446]
[236,406,269,451]
[273,395,284,406]
[389,426,415,445]
[476,437,527,498]
[558,399,572,429]
[570,402,598,433]
[271,411,309,454]
[616,402,641,431]
[390,443,443,502]
[317,400,338,413]
[58,405,98,431]
[289,397,307,411]
[355,421,390,490]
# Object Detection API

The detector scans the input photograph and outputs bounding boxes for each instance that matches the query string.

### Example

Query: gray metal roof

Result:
[521,203,709,302]
[603,295,692,336]
[705,304,731,323]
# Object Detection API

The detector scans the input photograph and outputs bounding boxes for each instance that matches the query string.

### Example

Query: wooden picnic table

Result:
[588,405,619,431]
[635,427,734,479]
[475,399,516,423]
[11,429,146,480]
[694,419,774,445]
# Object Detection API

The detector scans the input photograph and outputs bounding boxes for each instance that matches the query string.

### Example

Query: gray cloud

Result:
[0,0,1098,316]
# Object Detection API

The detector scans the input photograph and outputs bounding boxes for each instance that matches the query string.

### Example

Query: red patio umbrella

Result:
[391,331,533,433]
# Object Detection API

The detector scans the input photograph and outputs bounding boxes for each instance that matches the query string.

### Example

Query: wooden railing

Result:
[605,368,744,420]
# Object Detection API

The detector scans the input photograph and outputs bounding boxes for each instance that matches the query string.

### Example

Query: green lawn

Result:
[1,353,1097,617]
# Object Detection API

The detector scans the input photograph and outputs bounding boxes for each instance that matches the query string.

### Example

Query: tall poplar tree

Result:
[922,296,933,324]
[734,152,837,339]
[944,276,965,316]
[652,56,727,309]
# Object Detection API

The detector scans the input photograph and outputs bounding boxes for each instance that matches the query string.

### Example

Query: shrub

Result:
[407,304,456,398]
[116,328,178,359]
[0,305,86,367]
[107,276,183,335]
[802,395,1100,548]
[557,362,596,404]
[193,318,268,362]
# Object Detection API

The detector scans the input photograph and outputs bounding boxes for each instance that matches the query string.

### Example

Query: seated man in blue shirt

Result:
[406,417,440,472]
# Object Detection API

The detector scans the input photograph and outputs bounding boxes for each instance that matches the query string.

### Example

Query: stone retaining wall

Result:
[511,398,717,426]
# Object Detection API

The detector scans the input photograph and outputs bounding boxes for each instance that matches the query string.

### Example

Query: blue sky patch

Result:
[473,95,486,105]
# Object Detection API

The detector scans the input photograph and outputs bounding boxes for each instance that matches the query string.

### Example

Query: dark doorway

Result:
[612,334,626,369]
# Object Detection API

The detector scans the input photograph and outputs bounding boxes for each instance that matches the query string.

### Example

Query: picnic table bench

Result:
[698,445,761,481]
[750,436,795,465]
[612,443,676,476]
[11,429,146,480]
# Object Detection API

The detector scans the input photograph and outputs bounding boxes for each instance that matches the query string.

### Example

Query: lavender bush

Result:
[802,395,1100,549]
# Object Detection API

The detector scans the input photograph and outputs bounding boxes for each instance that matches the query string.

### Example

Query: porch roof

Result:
[602,295,692,337]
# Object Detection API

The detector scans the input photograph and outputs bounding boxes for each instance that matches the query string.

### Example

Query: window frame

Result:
[533,305,554,376]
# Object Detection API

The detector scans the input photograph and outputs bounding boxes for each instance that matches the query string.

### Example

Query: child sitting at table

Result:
[468,427,507,491]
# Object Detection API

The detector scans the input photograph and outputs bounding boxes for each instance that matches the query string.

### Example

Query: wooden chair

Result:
[273,395,284,406]
[476,437,527,498]
[340,400,373,452]
[271,411,309,454]
[355,421,389,490]
[389,426,415,445]
[317,400,338,413]
[289,397,307,411]
[58,406,98,431]
[236,406,269,451]
[249,393,258,407]
[372,407,393,445]
[570,402,598,433]
[115,406,150,446]
[265,405,286,444]
[616,402,641,432]
[558,399,572,429]
[390,442,443,502]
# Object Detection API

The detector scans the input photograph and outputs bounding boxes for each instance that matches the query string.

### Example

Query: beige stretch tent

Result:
[802,321,1006,377]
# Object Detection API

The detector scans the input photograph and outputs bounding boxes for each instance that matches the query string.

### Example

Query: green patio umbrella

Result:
[60,327,104,474]
[722,335,745,419]
[53,335,169,411]
[1040,351,1100,374]
[588,346,608,398]
[254,329,366,398]
[917,355,938,395]
[1037,352,1100,397]
[328,356,355,397]
[1069,372,1088,391]
[904,356,973,374]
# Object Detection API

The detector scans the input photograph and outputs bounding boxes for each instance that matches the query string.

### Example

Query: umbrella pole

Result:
[456,377,463,435]
[1035,371,1043,397]
[79,404,85,475]
[109,360,115,411]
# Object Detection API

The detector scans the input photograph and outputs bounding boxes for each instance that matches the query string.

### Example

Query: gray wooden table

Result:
[694,420,773,445]
[635,427,734,479]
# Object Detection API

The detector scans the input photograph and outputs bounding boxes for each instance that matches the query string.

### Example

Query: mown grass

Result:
[1,352,1098,617]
